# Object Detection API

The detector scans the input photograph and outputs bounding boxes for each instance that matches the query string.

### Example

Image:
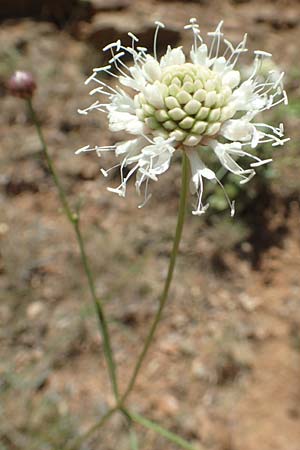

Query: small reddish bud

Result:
[7,71,36,99]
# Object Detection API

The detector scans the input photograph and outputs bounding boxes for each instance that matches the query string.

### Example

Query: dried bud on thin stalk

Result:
[7,71,36,99]
[78,19,289,216]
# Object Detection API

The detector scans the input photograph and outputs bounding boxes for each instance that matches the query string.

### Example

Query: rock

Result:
[0,304,12,322]
[155,0,208,3]
[179,414,200,440]
[0,0,78,22]
[239,293,261,311]
[192,359,209,381]
[0,222,9,236]
[215,345,253,385]
[155,393,179,417]
[179,338,197,357]
[26,301,45,319]
[0,0,38,19]
[254,10,299,30]
[83,14,181,54]
[88,0,131,12]
[158,333,181,355]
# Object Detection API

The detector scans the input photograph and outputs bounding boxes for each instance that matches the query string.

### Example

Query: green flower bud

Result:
[135,63,236,143]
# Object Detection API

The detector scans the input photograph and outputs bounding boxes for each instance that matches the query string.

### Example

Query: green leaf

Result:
[127,410,201,450]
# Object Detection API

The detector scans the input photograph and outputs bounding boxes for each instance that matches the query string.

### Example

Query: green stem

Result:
[121,152,189,404]
[27,98,119,402]
[73,220,119,401]
[27,99,75,223]
[120,408,139,450]
[129,427,139,450]
[126,410,200,450]
[66,407,117,450]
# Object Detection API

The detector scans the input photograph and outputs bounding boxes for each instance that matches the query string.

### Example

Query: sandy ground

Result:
[1,1,300,449]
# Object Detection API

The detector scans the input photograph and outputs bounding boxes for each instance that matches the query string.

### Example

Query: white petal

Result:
[201,167,216,180]
[212,141,249,175]
[230,80,266,111]
[115,137,145,156]
[160,47,186,68]
[251,127,262,148]
[119,77,139,91]
[143,58,162,82]
[222,70,240,89]
[187,149,215,194]
[108,111,136,131]
[213,56,227,73]
[190,44,208,66]
[119,66,146,91]
[152,152,172,175]
[220,119,254,142]
[138,138,175,178]
[108,111,144,134]
[108,91,135,113]
[143,84,164,109]
[141,140,174,158]
[126,118,145,134]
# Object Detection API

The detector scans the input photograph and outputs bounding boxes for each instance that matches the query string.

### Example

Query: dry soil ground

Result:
[1,1,300,449]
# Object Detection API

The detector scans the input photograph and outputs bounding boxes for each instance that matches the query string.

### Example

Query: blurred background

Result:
[1,0,300,449]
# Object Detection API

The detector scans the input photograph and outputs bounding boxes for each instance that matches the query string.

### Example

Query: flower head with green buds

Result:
[77,19,289,215]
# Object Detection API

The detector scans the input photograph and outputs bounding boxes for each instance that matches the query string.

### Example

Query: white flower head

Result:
[77,19,289,215]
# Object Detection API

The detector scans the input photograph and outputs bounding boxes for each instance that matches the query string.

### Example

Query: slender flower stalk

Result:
[121,151,189,404]
[26,97,120,403]
[27,99,74,223]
